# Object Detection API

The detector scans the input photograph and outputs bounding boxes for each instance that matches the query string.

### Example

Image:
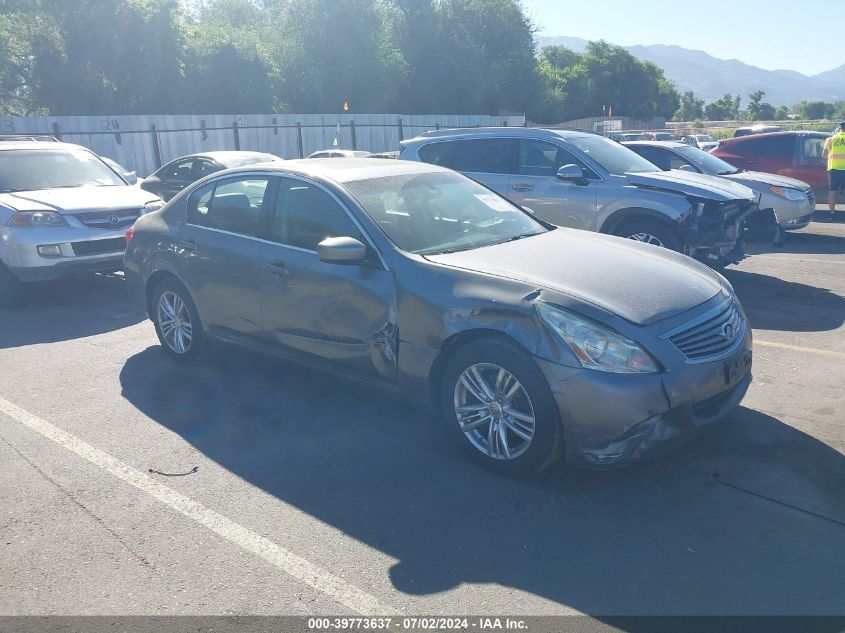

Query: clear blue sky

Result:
[521,0,842,75]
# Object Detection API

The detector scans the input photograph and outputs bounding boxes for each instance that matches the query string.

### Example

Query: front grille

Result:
[71,237,127,256]
[74,209,140,230]
[664,299,745,361]
[806,189,815,208]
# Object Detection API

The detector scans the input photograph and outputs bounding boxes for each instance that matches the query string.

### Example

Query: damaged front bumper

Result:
[679,198,757,267]
[535,331,753,469]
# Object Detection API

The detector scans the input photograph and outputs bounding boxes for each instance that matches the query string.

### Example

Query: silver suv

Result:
[400,128,758,267]
[0,139,164,306]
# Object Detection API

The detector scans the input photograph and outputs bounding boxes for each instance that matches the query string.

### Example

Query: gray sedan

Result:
[124,159,752,475]
[626,141,815,229]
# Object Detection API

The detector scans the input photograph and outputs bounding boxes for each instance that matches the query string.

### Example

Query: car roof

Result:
[0,140,91,152]
[722,130,830,144]
[219,157,449,184]
[401,126,600,145]
[174,150,280,165]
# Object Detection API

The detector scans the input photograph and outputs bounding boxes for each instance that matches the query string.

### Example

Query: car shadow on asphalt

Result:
[721,268,845,332]
[0,272,144,349]
[120,345,845,617]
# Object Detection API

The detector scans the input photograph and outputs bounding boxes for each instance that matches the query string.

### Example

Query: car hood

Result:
[719,170,811,191]
[0,186,161,213]
[426,229,722,326]
[626,170,755,201]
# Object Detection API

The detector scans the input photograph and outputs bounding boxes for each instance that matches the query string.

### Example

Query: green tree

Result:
[773,105,789,120]
[674,90,704,121]
[390,0,538,115]
[31,0,188,115]
[184,0,281,113]
[704,94,741,120]
[530,40,679,123]
[271,0,406,113]
[746,90,776,121]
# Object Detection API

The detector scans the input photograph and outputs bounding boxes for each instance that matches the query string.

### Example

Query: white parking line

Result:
[750,255,845,265]
[0,396,400,616]
[755,339,845,358]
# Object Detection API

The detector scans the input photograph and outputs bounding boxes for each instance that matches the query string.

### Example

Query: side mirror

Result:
[317,236,367,264]
[124,171,138,185]
[556,164,585,181]
[678,164,697,173]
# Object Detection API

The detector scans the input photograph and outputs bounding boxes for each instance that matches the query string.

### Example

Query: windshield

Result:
[345,171,547,255]
[696,135,715,142]
[0,149,126,192]
[567,134,660,175]
[675,146,739,175]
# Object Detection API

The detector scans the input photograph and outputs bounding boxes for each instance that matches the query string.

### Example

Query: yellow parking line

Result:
[755,339,845,358]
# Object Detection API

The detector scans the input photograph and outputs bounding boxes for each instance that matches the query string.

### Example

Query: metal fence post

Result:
[296,122,304,158]
[51,122,61,140]
[232,121,240,150]
[150,124,162,169]
[397,117,404,143]
[350,120,357,150]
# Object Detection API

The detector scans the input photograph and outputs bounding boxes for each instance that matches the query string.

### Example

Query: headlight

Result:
[537,303,659,374]
[769,186,805,201]
[140,200,165,215]
[7,211,68,227]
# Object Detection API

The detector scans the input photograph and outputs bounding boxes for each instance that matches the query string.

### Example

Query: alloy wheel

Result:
[453,363,536,460]
[627,232,665,248]
[157,290,193,354]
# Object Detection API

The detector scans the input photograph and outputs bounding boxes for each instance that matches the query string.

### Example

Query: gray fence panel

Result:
[1,112,525,176]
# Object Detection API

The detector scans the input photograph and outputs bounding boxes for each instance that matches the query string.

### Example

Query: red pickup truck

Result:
[712,131,831,199]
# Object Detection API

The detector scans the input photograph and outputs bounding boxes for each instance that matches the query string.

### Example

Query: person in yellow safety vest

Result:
[822,121,845,221]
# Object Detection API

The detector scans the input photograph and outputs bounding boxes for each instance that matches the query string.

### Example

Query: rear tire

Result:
[150,277,205,364]
[0,263,23,308]
[440,337,563,476]
[614,218,683,253]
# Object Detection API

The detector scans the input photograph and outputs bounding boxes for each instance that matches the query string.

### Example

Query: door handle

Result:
[512,183,534,192]
[178,238,196,251]
[264,261,290,276]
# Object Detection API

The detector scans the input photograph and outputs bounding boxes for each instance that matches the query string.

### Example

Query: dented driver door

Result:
[257,176,398,386]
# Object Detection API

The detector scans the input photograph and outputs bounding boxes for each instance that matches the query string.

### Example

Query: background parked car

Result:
[307,149,372,159]
[712,131,831,199]
[400,127,757,267]
[140,151,282,201]
[682,134,719,151]
[625,140,816,230]
[125,158,752,475]
[0,139,164,306]
[100,156,141,185]
[733,125,783,137]
[642,132,678,141]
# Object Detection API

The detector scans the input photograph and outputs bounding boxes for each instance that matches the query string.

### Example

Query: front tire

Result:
[440,337,563,476]
[151,277,205,364]
[614,218,683,253]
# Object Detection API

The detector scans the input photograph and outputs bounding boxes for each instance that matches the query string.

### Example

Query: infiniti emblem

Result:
[721,323,735,340]
[108,214,120,225]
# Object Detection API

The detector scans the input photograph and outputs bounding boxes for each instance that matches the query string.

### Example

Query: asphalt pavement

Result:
[1,216,843,619]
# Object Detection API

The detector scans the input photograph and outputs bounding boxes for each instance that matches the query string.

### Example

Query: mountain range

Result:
[537,36,845,106]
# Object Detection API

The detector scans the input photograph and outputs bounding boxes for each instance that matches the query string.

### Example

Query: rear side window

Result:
[452,138,516,174]
[799,136,827,165]
[517,139,597,178]
[186,176,270,238]
[417,141,456,168]
[741,135,794,159]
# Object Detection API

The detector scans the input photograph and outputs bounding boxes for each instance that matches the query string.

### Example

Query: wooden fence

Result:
[0,113,525,177]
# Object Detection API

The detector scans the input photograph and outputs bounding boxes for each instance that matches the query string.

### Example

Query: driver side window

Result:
[518,140,597,178]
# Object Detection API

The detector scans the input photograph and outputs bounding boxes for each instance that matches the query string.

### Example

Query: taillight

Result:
[125,226,134,243]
